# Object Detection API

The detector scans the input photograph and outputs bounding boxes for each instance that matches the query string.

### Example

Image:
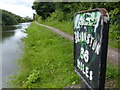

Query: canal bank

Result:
[1,22,31,88]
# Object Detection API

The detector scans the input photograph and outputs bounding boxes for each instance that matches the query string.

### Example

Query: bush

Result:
[46,10,64,22]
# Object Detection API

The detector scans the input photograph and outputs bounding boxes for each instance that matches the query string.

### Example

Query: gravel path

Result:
[35,22,119,66]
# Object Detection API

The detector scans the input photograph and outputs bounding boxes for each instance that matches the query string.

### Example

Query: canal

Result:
[1,22,31,88]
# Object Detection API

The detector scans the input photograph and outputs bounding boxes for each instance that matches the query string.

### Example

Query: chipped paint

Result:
[103,13,109,23]
[74,8,109,89]
[74,11,102,33]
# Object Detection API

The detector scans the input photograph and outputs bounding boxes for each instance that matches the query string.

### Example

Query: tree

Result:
[23,16,33,22]
[1,9,24,25]
[32,2,55,19]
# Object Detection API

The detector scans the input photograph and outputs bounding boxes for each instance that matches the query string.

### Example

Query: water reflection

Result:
[2,24,24,41]
[2,25,19,31]
[1,22,31,88]
[2,32,15,41]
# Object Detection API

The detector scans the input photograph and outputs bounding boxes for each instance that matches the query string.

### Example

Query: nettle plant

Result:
[23,69,40,88]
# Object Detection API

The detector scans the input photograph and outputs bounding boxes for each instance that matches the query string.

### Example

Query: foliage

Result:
[32,2,55,20]
[109,8,120,48]
[23,16,33,22]
[22,69,40,88]
[32,2,120,21]
[1,9,24,25]
[1,9,33,26]
[32,2,120,49]
[46,10,64,22]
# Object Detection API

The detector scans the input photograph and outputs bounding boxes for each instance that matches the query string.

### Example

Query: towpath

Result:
[35,22,119,66]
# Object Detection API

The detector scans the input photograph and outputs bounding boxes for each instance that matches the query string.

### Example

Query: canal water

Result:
[1,22,31,88]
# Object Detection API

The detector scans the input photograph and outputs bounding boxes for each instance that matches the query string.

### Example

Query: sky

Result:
[0,0,35,18]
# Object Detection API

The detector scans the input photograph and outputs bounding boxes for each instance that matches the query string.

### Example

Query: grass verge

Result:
[9,22,80,88]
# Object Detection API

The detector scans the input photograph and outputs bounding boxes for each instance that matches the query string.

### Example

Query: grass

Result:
[106,61,119,88]
[38,20,73,35]
[106,62,119,80]
[9,22,119,88]
[108,39,120,49]
[9,22,80,88]
[38,20,120,49]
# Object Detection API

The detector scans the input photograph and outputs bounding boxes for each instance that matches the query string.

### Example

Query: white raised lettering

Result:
[84,50,89,63]
[85,67,89,78]
[80,47,84,59]
[92,40,97,51]
[90,36,94,47]
[86,34,91,44]
[95,43,101,55]
[89,71,93,81]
